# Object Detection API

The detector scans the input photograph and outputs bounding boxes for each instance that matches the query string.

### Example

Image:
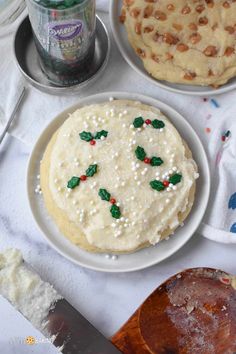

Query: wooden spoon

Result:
[111,268,236,354]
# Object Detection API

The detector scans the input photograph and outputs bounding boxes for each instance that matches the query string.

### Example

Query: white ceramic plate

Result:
[27,92,210,272]
[110,1,236,97]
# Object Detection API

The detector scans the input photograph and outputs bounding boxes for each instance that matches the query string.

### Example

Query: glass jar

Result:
[26,0,96,86]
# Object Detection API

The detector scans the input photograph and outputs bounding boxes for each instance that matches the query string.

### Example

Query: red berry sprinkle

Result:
[163,180,170,187]
[144,157,151,164]
[90,140,96,145]
[221,277,230,284]
[221,136,226,142]
[145,119,152,125]
[80,175,87,181]
[110,198,116,204]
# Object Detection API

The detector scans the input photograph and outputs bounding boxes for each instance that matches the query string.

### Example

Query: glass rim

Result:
[26,0,94,13]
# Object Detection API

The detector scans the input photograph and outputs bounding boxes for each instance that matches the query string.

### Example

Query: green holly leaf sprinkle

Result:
[169,173,182,185]
[135,146,146,161]
[150,180,165,192]
[110,204,121,219]
[98,188,111,201]
[86,164,98,177]
[67,176,80,189]
[150,157,164,167]
[94,130,108,140]
[151,119,165,129]
[133,117,144,128]
[79,131,93,142]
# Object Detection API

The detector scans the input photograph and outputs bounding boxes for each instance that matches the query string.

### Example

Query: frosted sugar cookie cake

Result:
[40,100,199,253]
[120,0,236,86]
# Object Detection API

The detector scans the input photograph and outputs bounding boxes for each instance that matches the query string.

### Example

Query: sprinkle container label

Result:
[48,20,83,41]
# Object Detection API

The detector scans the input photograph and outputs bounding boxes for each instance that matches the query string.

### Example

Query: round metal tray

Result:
[14,15,110,95]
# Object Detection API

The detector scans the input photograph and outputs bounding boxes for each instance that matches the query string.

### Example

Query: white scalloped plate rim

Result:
[27,91,210,272]
[110,1,236,97]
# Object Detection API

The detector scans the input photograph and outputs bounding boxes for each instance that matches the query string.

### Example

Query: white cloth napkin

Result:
[0,1,236,244]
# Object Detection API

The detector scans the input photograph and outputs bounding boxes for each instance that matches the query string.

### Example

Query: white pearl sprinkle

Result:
[131,196,135,201]
[143,123,147,128]
[122,123,126,128]
[137,181,141,186]
[173,186,177,190]
[123,110,128,115]
[54,178,58,183]
[120,217,125,222]
[116,202,120,207]
[121,181,125,187]
[57,187,61,192]
[160,128,163,132]
[166,199,170,204]
[137,128,142,132]
[111,255,118,260]
[173,167,177,172]
[136,235,140,239]
[101,136,105,141]
[149,138,153,143]
[109,97,114,101]
[37,175,40,179]
[167,187,171,192]
[112,223,116,228]
[115,165,118,170]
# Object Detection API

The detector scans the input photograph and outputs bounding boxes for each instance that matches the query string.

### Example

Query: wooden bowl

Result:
[112,268,236,354]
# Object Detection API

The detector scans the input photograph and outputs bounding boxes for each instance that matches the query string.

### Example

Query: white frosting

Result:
[48,101,198,252]
[0,249,61,334]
